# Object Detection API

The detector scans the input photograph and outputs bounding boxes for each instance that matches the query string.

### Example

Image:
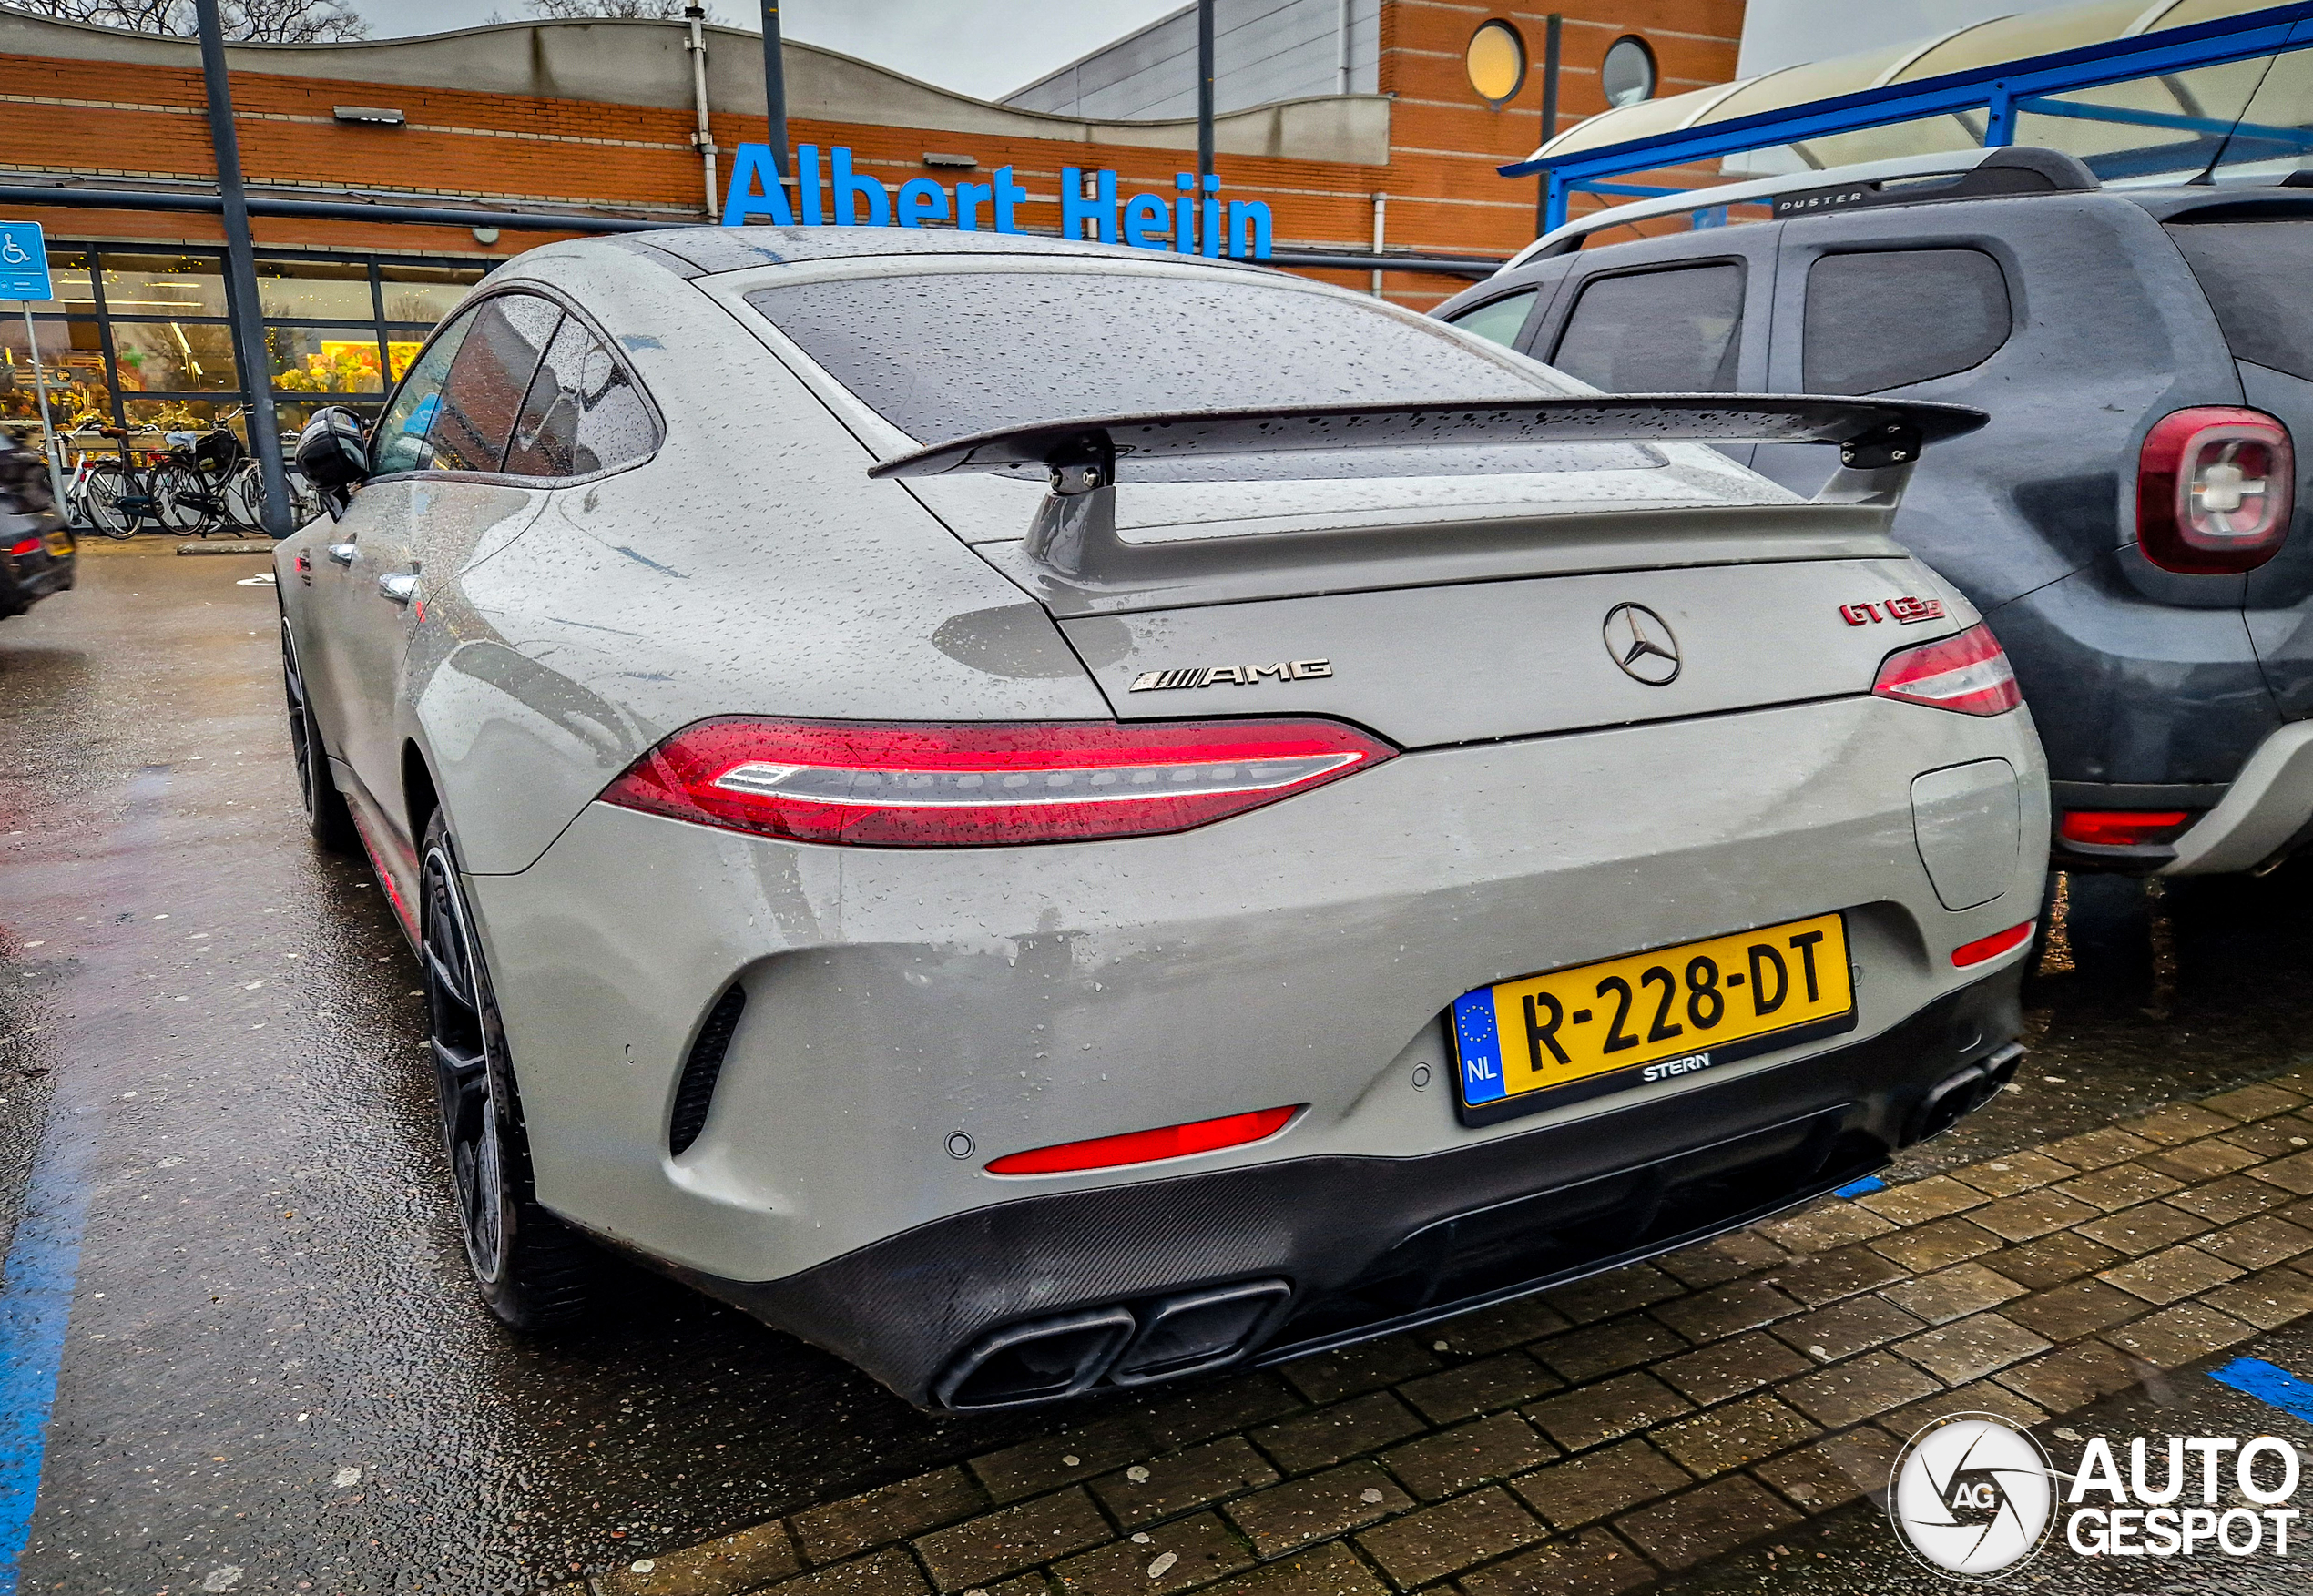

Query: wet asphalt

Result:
[6,541,2313,1594]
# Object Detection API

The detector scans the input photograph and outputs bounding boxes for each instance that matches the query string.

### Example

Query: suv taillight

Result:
[601,717,1394,847]
[2137,406,2294,574]
[1870,624,2023,716]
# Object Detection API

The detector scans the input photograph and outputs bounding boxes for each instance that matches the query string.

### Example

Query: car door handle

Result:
[377,571,420,605]
[326,542,356,565]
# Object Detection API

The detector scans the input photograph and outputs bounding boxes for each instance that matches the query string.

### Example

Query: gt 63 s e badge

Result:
[1889,1414,2055,1581]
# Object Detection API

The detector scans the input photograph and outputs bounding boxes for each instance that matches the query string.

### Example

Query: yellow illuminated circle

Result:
[1466,21,1526,106]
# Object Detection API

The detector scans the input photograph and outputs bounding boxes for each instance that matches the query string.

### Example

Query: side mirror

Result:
[295,407,369,517]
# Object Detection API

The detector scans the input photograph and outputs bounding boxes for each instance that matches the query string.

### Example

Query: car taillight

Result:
[1952,920,2034,968]
[600,717,1394,847]
[1870,624,2023,717]
[6,537,38,557]
[2058,809,2191,849]
[985,1105,1300,1175]
[2138,406,2295,574]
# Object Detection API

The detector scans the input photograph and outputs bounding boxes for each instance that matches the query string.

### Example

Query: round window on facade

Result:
[1601,36,1657,108]
[1466,20,1526,107]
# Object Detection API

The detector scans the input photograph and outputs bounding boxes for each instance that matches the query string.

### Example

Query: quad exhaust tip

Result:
[932,1280,1292,1411]
[1909,1042,2026,1145]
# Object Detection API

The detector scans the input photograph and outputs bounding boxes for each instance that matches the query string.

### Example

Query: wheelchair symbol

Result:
[0,236,28,266]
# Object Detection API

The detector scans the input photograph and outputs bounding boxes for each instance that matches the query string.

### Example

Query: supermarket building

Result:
[0,2,1741,441]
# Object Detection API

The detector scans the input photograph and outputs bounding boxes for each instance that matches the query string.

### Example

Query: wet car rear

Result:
[0,426,70,621]
[275,230,2049,1409]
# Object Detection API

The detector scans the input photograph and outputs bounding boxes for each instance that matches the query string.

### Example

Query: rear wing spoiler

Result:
[868,393,1987,581]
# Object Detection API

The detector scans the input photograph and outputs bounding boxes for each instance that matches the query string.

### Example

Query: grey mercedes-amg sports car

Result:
[277,227,2048,1410]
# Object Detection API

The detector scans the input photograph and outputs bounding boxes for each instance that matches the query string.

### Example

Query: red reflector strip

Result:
[1951,920,2034,969]
[2057,809,2191,849]
[985,1104,1299,1175]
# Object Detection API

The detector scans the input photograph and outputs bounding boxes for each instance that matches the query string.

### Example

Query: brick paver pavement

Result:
[545,1067,2313,1596]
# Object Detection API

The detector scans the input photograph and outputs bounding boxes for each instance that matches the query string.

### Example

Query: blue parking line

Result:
[1832,1175,1887,1198]
[0,1103,94,1596]
[2207,1357,2313,1423]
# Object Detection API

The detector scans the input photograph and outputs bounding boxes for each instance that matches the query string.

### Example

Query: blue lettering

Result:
[1174,173,1197,255]
[1229,199,1273,260]
[830,146,889,227]
[992,164,1028,233]
[1122,192,1169,249]
[719,143,795,227]
[1201,172,1223,259]
[956,181,993,230]
[1062,167,1117,243]
[894,178,949,228]
[797,143,825,225]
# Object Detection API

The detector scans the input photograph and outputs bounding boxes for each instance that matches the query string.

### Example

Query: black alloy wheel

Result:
[280,619,355,853]
[420,812,601,1330]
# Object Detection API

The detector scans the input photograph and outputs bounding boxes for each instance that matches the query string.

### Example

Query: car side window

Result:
[1446,290,1540,349]
[1550,263,1744,391]
[371,310,476,477]
[1802,249,2011,394]
[425,293,565,473]
[504,315,659,480]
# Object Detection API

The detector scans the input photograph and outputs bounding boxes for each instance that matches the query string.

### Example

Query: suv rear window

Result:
[1802,249,2011,394]
[747,270,1563,442]
[1549,264,1744,392]
[2166,220,2313,382]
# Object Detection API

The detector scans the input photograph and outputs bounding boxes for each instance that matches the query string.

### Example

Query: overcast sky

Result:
[358,2,1183,102]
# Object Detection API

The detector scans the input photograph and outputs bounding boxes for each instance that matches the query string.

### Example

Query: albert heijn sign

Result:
[720,144,1276,259]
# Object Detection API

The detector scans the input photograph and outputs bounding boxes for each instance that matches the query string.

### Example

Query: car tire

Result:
[280,620,356,855]
[421,810,603,1332]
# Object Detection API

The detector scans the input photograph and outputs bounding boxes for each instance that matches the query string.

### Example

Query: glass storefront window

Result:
[123,395,249,435]
[267,325,386,394]
[99,252,229,319]
[110,320,239,393]
[383,327,434,385]
[0,319,108,432]
[271,398,381,443]
[15,250,94,316]
[257,258,375,321]
[379,263,487,327]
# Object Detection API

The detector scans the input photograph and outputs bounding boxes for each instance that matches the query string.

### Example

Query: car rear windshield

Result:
[2166,220,2313,381]
[744,269,1565,443]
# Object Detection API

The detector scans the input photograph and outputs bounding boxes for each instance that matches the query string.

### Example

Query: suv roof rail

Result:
[1502,146,2101,273]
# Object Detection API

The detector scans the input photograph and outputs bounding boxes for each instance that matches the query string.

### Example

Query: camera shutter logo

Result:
[1889,1414,2055,1581]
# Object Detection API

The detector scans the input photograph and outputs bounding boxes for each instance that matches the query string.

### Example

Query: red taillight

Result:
[1870,624,2023,717]
[2137,406,2295,574]
[986,1105,1299,1175]
[1952,920,2034,969]
[601,717,1394,847]
[2058,809,2191,849]
[7,537,38,557]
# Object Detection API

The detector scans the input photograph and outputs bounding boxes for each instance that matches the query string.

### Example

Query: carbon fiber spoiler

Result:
[868,393,1988,585]
[867,394,1988,483]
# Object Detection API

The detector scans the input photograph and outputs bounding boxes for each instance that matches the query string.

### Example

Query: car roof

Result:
[607,225,1275,279]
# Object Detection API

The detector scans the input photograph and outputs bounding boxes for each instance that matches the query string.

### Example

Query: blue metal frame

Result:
[1504,1,2313,234]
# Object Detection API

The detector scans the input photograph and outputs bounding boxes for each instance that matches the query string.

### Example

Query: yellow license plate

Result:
[1452,911,1856,1124]
[45,531,72,556]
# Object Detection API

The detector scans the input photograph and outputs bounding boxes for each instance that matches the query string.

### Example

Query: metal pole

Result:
[1197,0,1216,183]
[761,0,789,178]
[21,304,65,513]
[1534,14,1562,238]
[1370,190,1385,298]
[193,0,290,539]
[686,5,718,217]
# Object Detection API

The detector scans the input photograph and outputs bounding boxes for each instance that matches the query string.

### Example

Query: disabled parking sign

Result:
[0,221,52,301]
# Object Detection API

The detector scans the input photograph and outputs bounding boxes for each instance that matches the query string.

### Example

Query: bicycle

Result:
[71,427,164,540]
[151,415,252,537]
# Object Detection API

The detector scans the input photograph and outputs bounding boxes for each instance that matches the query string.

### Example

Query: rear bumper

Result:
[2158,721,2313,875]
[675,972,2024,1408]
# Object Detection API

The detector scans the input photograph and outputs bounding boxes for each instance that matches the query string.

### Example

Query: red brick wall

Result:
[0,2,1744,306]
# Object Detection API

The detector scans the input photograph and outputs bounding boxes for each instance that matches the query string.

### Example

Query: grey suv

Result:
[1440,146,2313,877]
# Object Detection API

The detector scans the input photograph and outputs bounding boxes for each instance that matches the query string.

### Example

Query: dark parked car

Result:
[1439,146,2313,877]
[0,425,70,619]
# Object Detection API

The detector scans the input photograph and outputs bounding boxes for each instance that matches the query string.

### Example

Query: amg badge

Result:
[1128,659,1331,692]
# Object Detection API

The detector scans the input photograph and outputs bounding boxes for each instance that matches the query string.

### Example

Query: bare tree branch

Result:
[522,0,722,18]
[0,0,367,41]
